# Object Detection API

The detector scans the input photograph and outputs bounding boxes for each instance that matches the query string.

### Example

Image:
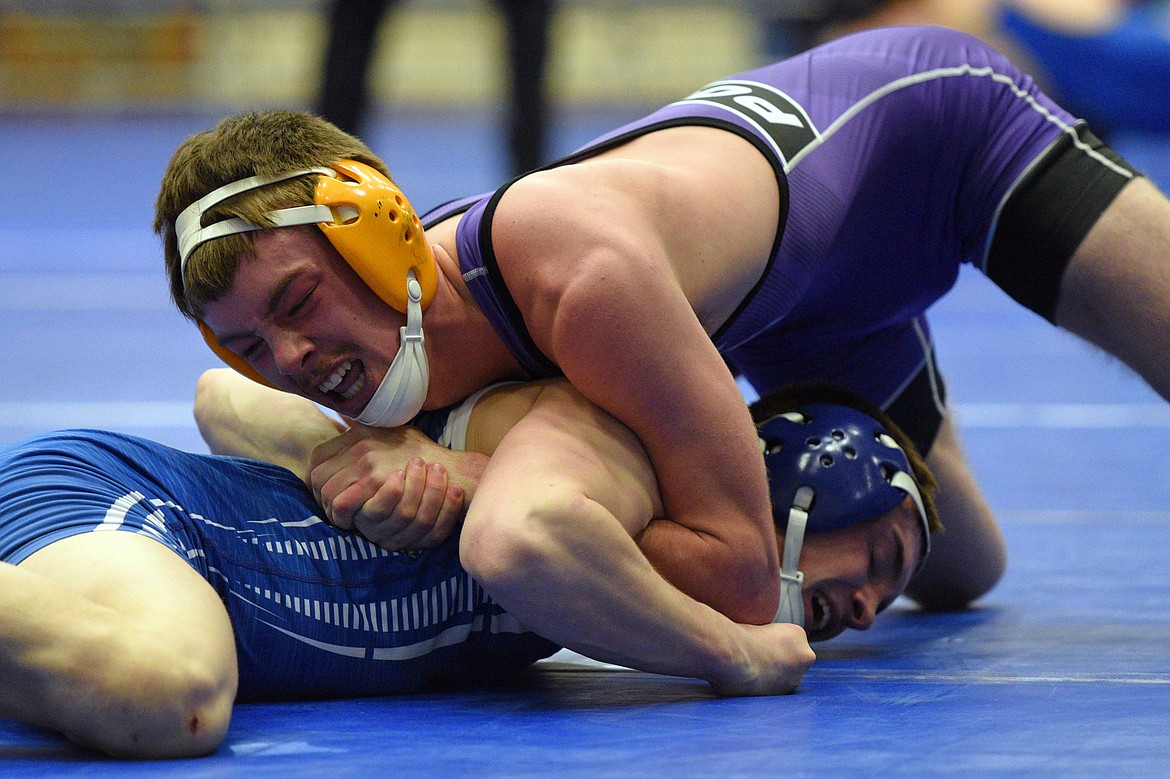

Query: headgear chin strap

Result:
[757,404,932,627]
[775,486,813,625]
[354,271,429,427]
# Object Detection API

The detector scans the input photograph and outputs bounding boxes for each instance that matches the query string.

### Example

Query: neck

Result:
[423,241,528,409]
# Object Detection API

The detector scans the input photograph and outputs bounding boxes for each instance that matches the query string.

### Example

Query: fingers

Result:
[313,455,466,550]
[365,462,466,549]
[414,483,466,548]
[357,458,432,546]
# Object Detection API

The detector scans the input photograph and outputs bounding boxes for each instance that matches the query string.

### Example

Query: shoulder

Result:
[490,166,655,263]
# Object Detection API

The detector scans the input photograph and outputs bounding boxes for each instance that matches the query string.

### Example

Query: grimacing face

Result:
[199,226,404,419]
[792,496,925,642]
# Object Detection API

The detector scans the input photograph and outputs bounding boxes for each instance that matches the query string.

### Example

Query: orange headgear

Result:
[176,160,437,386]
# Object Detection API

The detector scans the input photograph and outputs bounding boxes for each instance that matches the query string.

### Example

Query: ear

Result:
[314,159,438,313]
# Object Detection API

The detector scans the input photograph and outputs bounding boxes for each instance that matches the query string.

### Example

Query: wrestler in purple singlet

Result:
[422,26,1139,452]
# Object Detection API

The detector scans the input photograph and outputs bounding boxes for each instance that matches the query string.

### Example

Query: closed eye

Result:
[240,338,265,361]
[287,285,316,317]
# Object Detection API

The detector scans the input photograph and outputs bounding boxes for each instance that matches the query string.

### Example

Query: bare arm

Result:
[195,368,345,482]
[459,382,813,693]
[493,197,781,624]
[1,533,236,758]
[195,374,811,692]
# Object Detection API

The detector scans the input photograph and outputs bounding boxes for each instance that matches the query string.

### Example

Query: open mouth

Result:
[809,592,832,633]
[317,359,366,402]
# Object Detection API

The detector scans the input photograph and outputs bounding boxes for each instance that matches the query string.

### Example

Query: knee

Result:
[908,416,1009,610]
[908,543,1007,611]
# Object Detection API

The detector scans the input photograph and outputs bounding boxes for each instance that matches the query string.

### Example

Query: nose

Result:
[269,328,315,375]
[846,588,878,631]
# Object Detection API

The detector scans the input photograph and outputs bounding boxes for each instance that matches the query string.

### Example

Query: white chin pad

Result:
[773,486,812,627]
[355,274,429,427]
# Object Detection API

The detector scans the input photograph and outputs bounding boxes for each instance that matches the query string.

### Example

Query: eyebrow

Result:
[216,269,299,348]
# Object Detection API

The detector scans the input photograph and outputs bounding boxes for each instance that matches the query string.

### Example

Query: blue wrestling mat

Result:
[2,112,1170,777]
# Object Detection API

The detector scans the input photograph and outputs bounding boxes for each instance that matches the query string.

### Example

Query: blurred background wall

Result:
[0,1,764,113]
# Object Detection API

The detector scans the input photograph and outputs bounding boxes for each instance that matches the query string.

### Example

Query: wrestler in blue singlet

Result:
[422,26,1139,452]
[0,408,557,701]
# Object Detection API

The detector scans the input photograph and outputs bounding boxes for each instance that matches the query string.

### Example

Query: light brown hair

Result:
[154,110,390,320]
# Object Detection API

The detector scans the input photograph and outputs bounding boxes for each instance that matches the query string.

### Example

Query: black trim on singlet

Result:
[464,115,790,365]
[420,199,474,229]
[985,124,1139,323]
[475,183,562,378]
[884,351,947,456]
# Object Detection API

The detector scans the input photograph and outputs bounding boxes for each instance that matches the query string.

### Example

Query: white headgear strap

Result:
[774,485,813,626]
[175,167,337,271]
[354,270,430,427]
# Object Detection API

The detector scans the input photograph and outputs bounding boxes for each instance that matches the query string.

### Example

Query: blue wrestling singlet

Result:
[0,429,558,701]
[421,26,1138,450]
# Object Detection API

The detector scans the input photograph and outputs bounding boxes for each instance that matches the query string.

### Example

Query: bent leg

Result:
[6,532,237,758]
[904,413,1008,610]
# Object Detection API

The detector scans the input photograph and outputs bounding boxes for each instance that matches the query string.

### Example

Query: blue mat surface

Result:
[1,111,1169,777]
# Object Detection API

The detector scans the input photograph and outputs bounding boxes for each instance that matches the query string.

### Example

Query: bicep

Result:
[543,251,773,537]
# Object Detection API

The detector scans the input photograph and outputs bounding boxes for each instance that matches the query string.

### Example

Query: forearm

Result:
[195,368,344,482]
[459,386,811,693]
[549,281,781,623]
[462,492,753,684]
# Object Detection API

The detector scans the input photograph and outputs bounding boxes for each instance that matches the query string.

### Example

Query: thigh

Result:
[13,532,236,757]
[1054,177,1170,401]
[22,531,237,672]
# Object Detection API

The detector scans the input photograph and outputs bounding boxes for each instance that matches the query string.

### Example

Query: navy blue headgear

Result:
[757,402,931,626]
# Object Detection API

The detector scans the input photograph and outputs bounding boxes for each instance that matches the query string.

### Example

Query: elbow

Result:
[193,369,230,428]
[70,654,236,759]
[460,505,564,597]
[193,368,238,455]
[907,554,1007,612]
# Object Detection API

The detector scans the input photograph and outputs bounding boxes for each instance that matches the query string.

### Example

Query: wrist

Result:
[444,450,489,502]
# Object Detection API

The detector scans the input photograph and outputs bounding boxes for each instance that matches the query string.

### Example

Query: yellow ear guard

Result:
[176,160,437,383]
[315,159,437,312]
